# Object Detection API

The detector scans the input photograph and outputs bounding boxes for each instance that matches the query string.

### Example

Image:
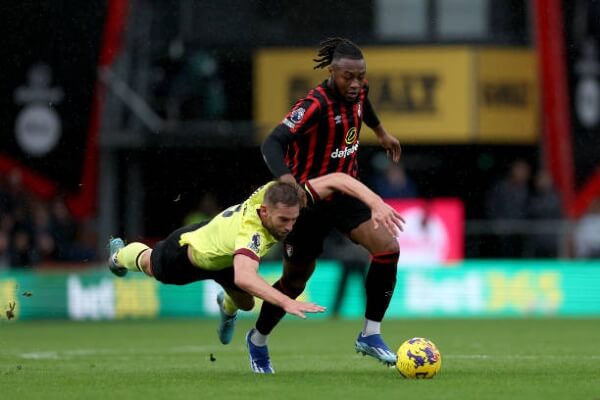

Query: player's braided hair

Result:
[313,37,364,70]
[264,182,301,207]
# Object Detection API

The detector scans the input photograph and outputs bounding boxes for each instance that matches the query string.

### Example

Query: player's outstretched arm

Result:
[307,172,405,236]
[232,254,326,318]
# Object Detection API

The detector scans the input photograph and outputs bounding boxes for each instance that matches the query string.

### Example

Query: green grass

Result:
[1,318,600,399]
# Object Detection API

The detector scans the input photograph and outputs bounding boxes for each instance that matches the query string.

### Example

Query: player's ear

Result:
[259,204,268,218]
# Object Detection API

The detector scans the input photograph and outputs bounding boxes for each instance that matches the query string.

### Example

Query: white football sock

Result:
[362,319,381,337]
[251,329,269,346]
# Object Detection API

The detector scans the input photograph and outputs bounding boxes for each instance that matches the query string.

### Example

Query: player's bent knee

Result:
[235,296,255,311]
[372,236,399,254]
[279,278,305,299]
[384,238,400,253]
[284,275,308,289]
[144,250,155,277]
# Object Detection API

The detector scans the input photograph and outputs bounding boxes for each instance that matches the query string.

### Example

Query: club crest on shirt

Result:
[248,233,261,253]
[357,103,362,118]
[290,107,305,123]
[345,127,357,145]
[283,118,295,129]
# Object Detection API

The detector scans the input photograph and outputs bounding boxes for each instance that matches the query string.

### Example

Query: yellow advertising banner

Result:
[254,46,538,144]
[255,47,474,144]
[476,48,539,143]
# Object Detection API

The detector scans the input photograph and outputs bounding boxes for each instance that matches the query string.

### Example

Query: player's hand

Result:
[371,200,405,237]
[377,132,401,163]
[282,299,326,319]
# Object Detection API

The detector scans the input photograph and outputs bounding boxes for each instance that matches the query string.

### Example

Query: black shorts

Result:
[283,193,371,263]
[151,222,236,287]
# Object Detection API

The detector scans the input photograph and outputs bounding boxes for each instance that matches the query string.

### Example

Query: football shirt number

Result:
[221,204,242,217]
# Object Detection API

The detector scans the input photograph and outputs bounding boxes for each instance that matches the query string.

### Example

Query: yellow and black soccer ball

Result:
[396,337,442,379]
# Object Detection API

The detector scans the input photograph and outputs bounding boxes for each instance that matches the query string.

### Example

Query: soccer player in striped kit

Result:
[246,37,403,373]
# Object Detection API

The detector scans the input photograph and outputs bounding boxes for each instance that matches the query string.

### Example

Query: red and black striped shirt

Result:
[262,80,380,184]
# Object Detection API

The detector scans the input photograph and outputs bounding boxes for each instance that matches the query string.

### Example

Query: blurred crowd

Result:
[484,159,600,259]
[357,154,600,260]
[0,170,96,270]
[1,155,599,271]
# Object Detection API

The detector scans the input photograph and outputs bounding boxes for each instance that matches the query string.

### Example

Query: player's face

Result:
[329,58,366,102]
[262,203,300,240]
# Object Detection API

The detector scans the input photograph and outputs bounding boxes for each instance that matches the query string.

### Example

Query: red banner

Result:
[0,0,128,218]
[385,198,464,266]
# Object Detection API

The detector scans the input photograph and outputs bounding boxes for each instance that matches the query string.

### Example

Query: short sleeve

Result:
[234,219,264,261]
[280,98,321,136]
[362,82,380,128]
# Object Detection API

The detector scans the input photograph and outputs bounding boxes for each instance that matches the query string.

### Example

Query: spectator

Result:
[572,198,600,258]
[0,231,10,269]
[0,169,96,267]
[183,193,221,226]
[10,225,34,267]
[49,196,82,261]
[485,159,531,257]
[527,170,563,257]
[30,199,56,262]
[371,154,417,199]
[2,169,26,213]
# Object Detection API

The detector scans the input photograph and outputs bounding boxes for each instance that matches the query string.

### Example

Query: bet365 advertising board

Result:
[1,260,599,321]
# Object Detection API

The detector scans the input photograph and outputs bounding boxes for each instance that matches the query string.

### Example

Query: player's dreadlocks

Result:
[313,37,364,70]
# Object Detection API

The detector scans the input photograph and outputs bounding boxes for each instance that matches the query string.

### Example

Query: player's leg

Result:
[332,195,399,365]
[349,219,400,366]
[125,221,212,286]
[254,258,317,335]
[247,206,330,373]
[245,258,317,374]
[108,238,151,277]
[220,286,255,313]
[215,277,255,345]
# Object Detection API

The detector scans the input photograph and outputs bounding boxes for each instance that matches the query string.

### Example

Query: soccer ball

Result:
[396,337,442,379]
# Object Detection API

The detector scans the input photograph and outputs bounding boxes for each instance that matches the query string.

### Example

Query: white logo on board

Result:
[575,39,600,128]
[13,63,64,156]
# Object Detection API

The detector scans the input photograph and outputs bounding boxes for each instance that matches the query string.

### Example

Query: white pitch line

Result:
[20,351,60,360]
[446,354,600,360]
[18,345,241,360]
[16,350,600,361]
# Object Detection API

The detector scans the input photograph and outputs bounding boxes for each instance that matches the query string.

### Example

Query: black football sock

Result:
[255,279,303,335]
[364,251,399,322]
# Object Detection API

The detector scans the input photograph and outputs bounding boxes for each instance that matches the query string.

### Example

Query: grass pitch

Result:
[1,318,599,399]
